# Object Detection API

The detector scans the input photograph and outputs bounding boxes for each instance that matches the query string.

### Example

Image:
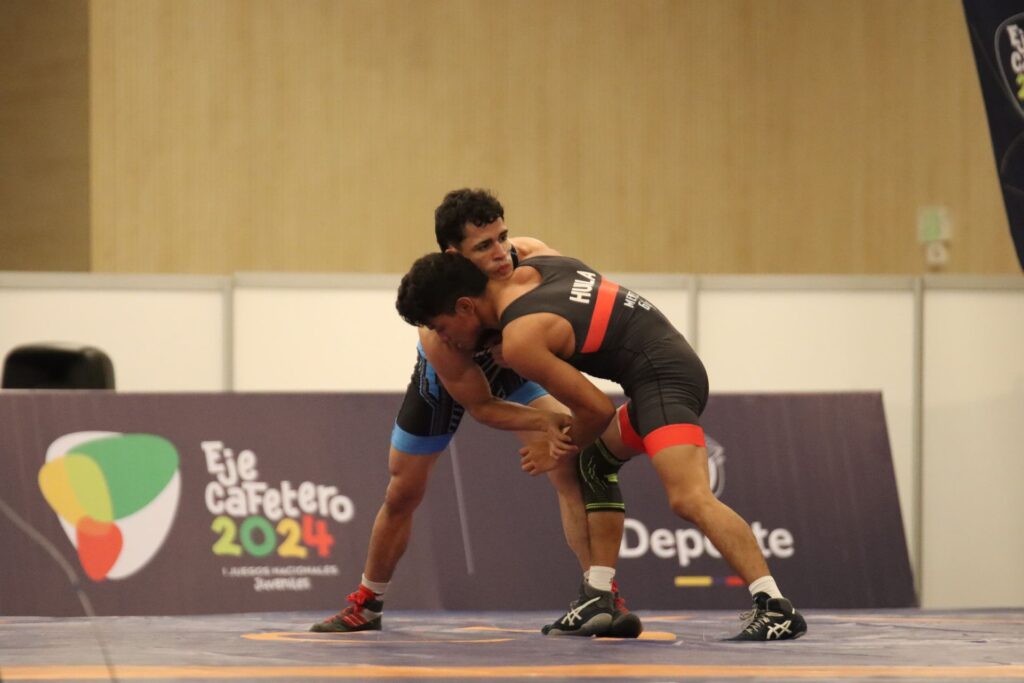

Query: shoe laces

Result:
[740,611,773,636]
[738,597,771,625]
[738,606,759,624]
[739,593,772,623]
[738,600,786,634]
[610,580,628,614]
[337,586,374,615]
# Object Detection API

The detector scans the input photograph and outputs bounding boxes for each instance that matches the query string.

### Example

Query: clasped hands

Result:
[519,411,578,476]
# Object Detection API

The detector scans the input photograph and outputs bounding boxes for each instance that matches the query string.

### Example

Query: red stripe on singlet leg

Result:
[616,404,646,453]
[580,279,620,353]
[643,424,706,454]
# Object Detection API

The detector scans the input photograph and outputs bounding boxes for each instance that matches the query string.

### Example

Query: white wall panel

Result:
[232,275,418,391]
[0,275,227,391]
[922,286,1024,608]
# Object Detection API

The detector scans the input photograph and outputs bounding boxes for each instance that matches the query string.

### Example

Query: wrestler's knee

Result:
[382,474,428,514]
[579,440,626,514]
[545,454,580,493]
[667,490,718,525]
[383,449,436,513]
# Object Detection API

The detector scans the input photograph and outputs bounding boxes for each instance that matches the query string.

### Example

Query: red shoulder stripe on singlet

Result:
[580,279,620,353]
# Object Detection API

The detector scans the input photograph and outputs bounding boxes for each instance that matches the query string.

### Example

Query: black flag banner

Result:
[963,0,1024,270]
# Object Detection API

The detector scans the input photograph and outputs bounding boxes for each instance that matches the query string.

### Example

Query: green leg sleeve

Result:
[578,438,627,514]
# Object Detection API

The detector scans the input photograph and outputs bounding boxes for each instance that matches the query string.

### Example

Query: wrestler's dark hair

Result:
[396,252,489,327]
[434,188,505,250]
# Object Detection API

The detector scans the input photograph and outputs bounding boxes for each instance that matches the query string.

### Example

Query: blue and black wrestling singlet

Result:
[390,343,547,454]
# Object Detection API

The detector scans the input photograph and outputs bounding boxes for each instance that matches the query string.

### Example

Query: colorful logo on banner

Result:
[996,13,1024,116]
[202,441,353,592]
[37,432,181,582]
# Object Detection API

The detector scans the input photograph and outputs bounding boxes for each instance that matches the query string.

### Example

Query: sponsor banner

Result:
[963,0,1024,270]
[0,394,408,616]
[448,392,915,610]
[0,392,913,616]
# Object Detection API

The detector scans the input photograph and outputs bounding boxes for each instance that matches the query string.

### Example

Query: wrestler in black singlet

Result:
[499,255,708,443]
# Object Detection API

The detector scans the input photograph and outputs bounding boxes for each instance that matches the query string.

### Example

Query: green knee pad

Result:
[579,438,626,513]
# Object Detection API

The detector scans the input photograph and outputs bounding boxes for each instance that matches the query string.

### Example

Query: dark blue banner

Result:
[0,391,914,616]
[963,0,1024,270]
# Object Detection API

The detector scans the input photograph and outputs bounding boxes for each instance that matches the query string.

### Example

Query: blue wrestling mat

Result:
[1,608,1022,682]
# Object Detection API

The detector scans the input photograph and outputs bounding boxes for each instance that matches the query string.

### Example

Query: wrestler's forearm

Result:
[566,403,615,451]
[466,399,553,433]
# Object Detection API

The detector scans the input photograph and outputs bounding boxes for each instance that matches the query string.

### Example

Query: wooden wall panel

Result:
[0,0,90,271]
[87,0,1018,274]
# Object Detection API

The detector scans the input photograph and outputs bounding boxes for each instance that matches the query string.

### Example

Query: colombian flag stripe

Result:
[675,576,714,587]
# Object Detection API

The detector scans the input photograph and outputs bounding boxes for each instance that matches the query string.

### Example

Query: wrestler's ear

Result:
[454,297,476,315]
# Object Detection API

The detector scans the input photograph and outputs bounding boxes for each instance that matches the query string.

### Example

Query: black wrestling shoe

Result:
[541,582,615,636]
[727,591,807,641]
[310,585,383,633]
[599,580,643,639]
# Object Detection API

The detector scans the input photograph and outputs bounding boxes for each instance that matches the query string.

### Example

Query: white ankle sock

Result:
[748,575,782,600]
[361,574,389,598]
[587,566,615,592]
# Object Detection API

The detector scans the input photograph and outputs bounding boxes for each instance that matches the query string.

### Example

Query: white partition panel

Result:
[233,274,419,391]
[0,274,228,391]
[696,277,918,579]
[922,281,1024,609]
